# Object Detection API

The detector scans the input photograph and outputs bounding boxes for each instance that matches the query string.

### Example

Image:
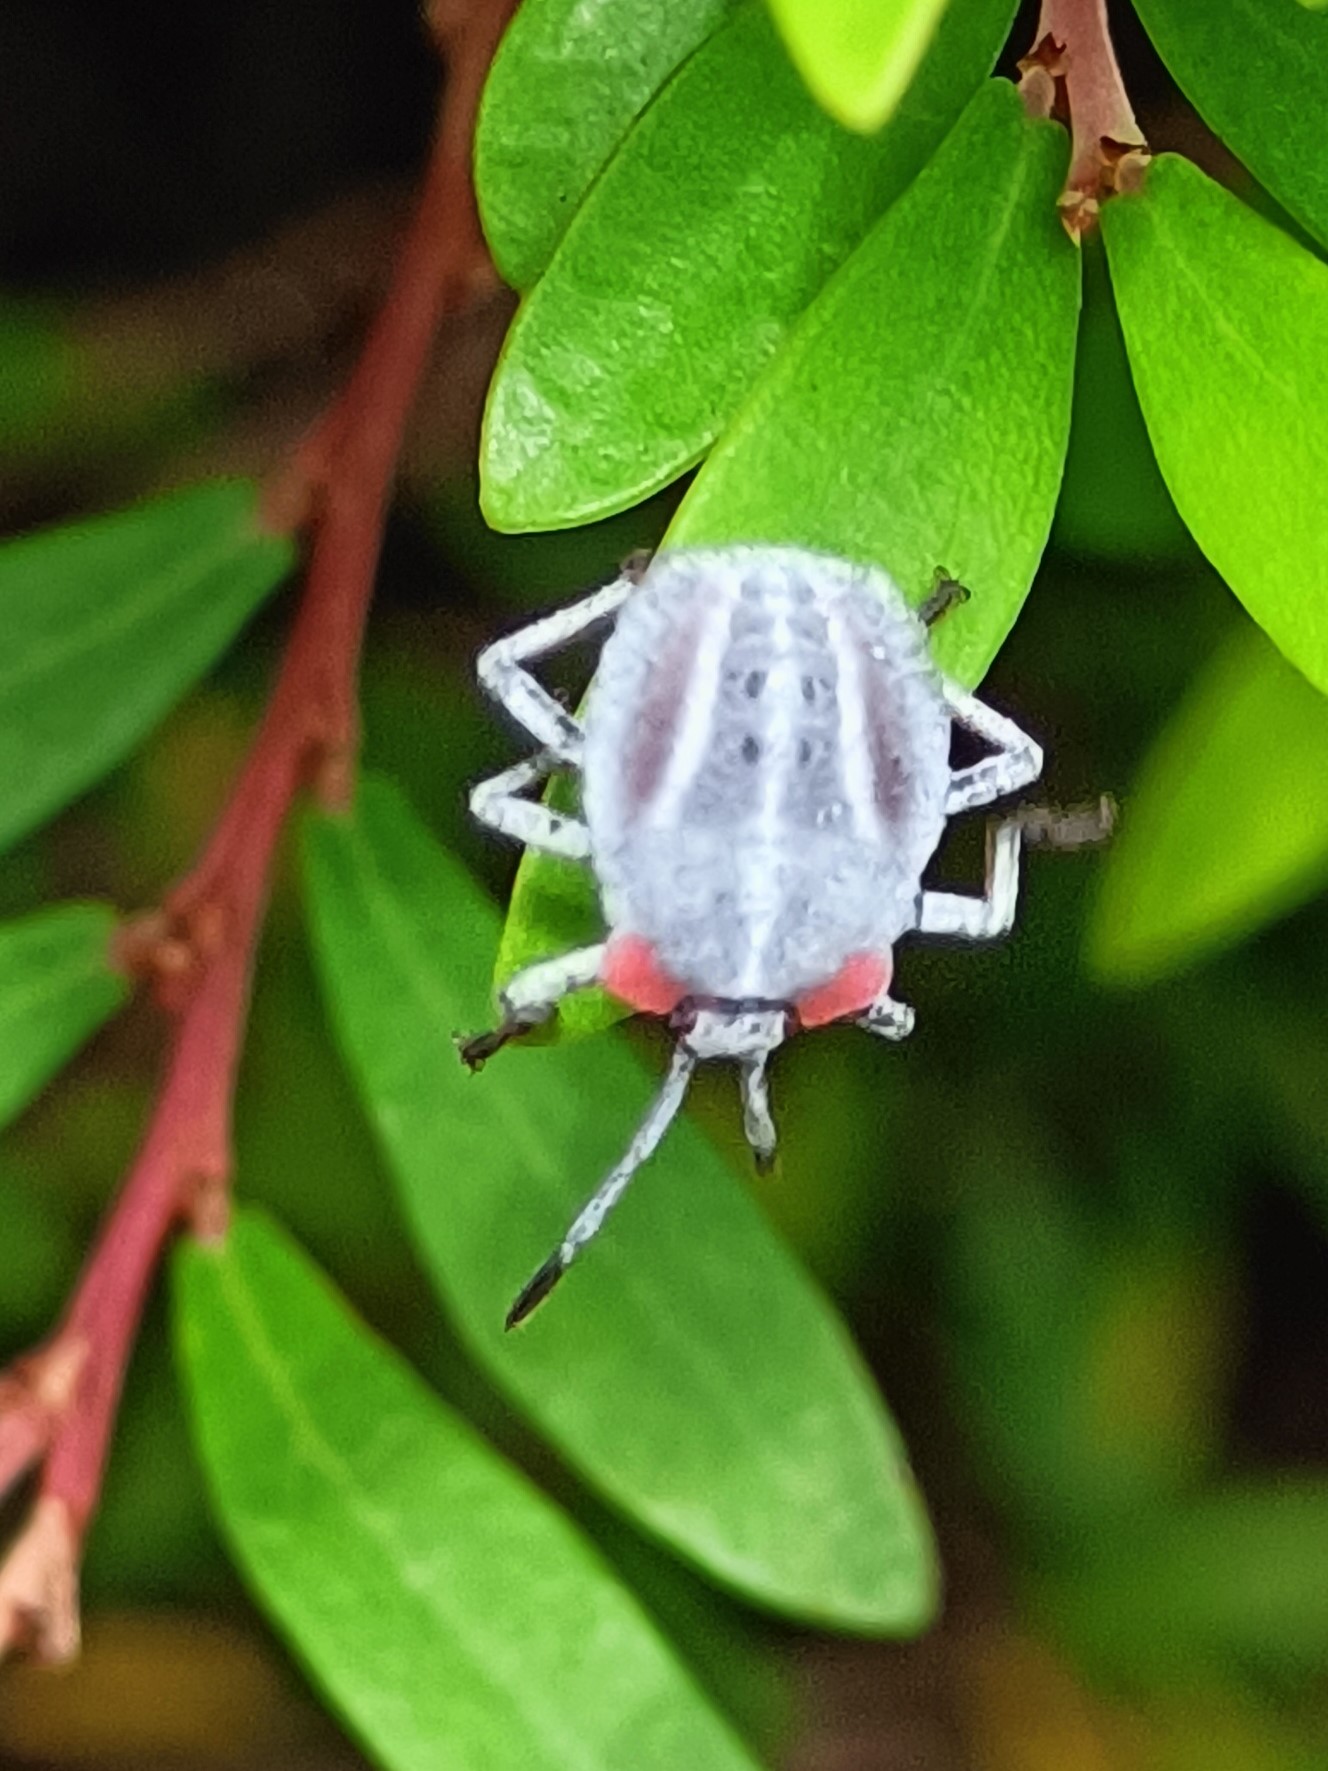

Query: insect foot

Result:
[454,1019,537,1071]
[1013,793,1117,851]
[505,1250,567,1330]
[738,1049,779,1173]
[918,569,972,628]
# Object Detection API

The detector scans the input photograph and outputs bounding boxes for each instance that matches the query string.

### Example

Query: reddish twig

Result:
[0,0,512,1664]
[1018,0,1149,239]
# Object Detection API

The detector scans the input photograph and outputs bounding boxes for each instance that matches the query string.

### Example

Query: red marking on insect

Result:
[602,934,687,1015]
[795,952,890,1029]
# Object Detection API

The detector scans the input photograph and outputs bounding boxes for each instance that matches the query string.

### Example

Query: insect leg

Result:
[469,750,591,861]
[917,571,971,628]
[739,1054,777,1173]
[476,571,638,764]
[916,815,1023,941]
[1012,795,1117,851]
[854,994,916,1042]
[942,683,1044,816]
[506,1044,698,1327]
[916,795,1115,944]
[458,943,606,1069]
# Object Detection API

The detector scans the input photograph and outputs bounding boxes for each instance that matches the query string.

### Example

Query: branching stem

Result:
[0,0,512,1663]
[1019,0,1149,238]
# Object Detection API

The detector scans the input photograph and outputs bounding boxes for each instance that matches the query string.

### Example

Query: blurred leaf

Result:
[475,0,737,291]
[1141,1688,1328,1771]
[0,903,127,1131]
[1132,0,1328,250]
[669,80,1078,688]
[1088,627,1328,984]
[0,1156,79,1336]
[766,0,953,133]
[178,1208,760,1771]
[1104,156,1328,698]
[942,1107,1231,1538]
[0,301,78,453]
[0,480,293,857]
[85,1305,228,1605]
[1225,987,1328,1242]
[303,777,937,1633]
[1048,1480,1328,1692]
[234,911,407,1297]
[481,0,1019,532]
[0,299,216,472]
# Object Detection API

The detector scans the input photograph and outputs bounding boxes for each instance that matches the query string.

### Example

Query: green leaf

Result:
[490,82,1076,1029]
[1048,1480,1328,1691]
[177,1208,760,1771]
[0,903,127,1131]
[475,0,738,291]
[669,80,1078,685]
[481,0,1020,531]
[303,777,937,1634]
[0,480,294,856]
[766,0,952,133]
[1132,0,1328,250]
[1103,155,1328,698]
[1088,626,1328,985]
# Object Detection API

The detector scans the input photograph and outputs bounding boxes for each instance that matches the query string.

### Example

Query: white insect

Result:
[465,545,1094,1327]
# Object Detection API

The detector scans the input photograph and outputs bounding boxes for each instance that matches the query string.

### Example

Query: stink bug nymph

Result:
[463,546,1105,1327]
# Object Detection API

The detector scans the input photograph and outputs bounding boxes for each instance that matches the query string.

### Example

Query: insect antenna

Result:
[739,1054,777,1174]
[505,1043,699,1329]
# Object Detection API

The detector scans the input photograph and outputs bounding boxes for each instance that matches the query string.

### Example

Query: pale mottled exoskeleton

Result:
[465,546,1097,1326]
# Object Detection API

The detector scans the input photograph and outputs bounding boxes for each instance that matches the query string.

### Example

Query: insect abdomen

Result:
[582,549,951,1001]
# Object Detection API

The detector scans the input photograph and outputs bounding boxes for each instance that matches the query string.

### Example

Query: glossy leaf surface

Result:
[303,777,936,1633]
[475,0,737,291]
[482,0,1019,531]
[0,480,293,856]
[177,1208,759,1771]
[766,0,952,133]
[1133,0,1328,249]
[670,80,1078,688]
[1104,155,1328,696]
[0,903,126,1131]
[1088,627,1328,984]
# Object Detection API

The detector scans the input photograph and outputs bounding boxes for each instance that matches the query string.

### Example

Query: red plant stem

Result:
[1020,0,1148,236]
[0,0,510,1656]
[58,124,482,1516]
